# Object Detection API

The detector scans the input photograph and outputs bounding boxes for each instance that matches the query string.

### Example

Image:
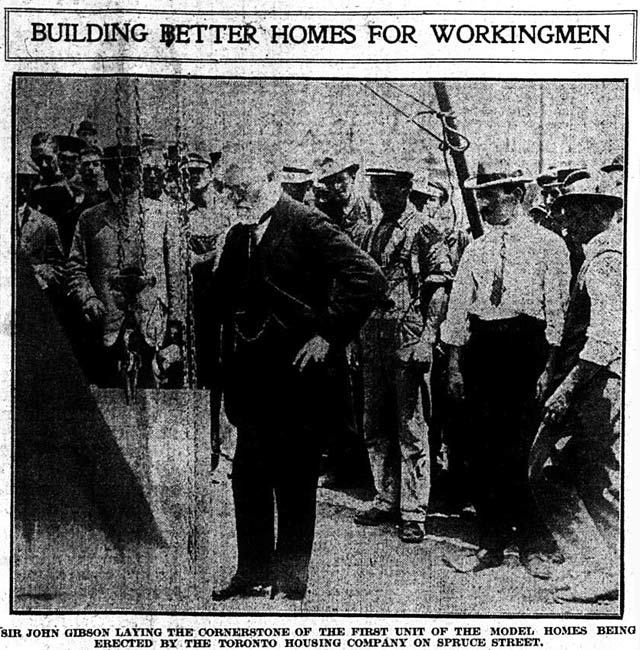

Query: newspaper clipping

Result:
[2,1,638,649]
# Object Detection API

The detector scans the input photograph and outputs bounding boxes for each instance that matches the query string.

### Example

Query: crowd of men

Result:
[16,116,623,606]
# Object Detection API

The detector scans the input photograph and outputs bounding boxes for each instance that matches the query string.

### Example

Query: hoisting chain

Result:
[133,79,148,275]
[174,87,198,389]
[114,78,128,272]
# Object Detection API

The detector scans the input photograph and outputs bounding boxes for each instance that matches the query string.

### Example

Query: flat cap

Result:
[282,165,313,184]
[180,151,223,170]
[77,120,97,135]
[54,135,85,155]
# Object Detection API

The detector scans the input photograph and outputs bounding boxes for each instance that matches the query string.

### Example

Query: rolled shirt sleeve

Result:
[542,233,571,347]
[440,246,474,347]
[580,251,623,372]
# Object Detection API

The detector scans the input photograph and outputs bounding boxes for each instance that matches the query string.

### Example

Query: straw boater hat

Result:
[464,162,532,190]
[365,166,413,183]
[553,171,623,211]
[281,165,313,185]
[317,156,359,183]
[411,169,449,201]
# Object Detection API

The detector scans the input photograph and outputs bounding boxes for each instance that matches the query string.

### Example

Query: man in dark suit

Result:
[212,163,386,601]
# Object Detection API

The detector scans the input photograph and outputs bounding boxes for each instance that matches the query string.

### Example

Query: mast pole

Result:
[432,81,483,238]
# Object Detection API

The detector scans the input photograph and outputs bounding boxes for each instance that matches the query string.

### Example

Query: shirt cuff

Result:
[544,325,563,348]
[580,337,621,368]
[440,319,470,347]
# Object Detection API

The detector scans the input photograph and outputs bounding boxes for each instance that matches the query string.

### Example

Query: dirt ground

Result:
[205,458,618,617]
[13,455,618,617]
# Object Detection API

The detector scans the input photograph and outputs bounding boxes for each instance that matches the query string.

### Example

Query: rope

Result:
[360,82,470,154]
[361,81,463,227]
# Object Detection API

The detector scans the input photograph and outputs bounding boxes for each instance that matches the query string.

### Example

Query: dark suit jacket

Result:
[215,193,386,428]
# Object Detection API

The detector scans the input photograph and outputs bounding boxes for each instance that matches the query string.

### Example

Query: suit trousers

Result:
[362,317,430,522]
[464,315,556,553]
[529,371,620,575]
[232,420,323,594]
[227,334,327,595]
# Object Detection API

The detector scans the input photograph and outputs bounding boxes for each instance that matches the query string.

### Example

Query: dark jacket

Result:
[215,194,386,427]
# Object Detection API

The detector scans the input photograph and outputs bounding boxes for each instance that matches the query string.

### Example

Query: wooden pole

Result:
[432,81,483,238]
[538,82,545,174]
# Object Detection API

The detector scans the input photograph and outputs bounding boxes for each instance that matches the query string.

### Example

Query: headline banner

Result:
[4,9,637,63]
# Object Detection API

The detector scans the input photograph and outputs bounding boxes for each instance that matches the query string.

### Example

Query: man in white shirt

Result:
[442,164,571,575]
[530,173,622,603]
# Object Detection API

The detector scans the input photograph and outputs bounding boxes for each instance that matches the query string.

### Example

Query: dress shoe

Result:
[270,581,306,601]
[211,578,270,601]
[318,472,337,488]
[520,552,554,580]
[553,573,619,604]
[398,521,425,543]
[354,507,397,526]
[443,548,504,573]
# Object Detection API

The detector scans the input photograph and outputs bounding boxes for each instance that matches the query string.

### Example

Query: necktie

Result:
[489,229,507,306]
[370,219,397,266]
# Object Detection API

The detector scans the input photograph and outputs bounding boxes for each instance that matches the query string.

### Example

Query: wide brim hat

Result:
[601,154,624,173]
[561,169,592,194]
[554,171,623,211]
[464,169,532,190]
[536,166,558,187]
[557,166,587,185]
[317,156,359,183]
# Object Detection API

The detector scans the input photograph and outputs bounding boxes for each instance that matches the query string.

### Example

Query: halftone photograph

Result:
[13,76,625,615]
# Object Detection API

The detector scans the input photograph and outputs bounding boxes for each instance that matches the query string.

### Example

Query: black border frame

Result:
[10,72,629,619]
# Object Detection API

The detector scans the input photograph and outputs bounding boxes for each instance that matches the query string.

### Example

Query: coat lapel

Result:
[257,195,293,255]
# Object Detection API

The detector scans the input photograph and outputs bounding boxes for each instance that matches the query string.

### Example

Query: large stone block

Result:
[14,388,216,611]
